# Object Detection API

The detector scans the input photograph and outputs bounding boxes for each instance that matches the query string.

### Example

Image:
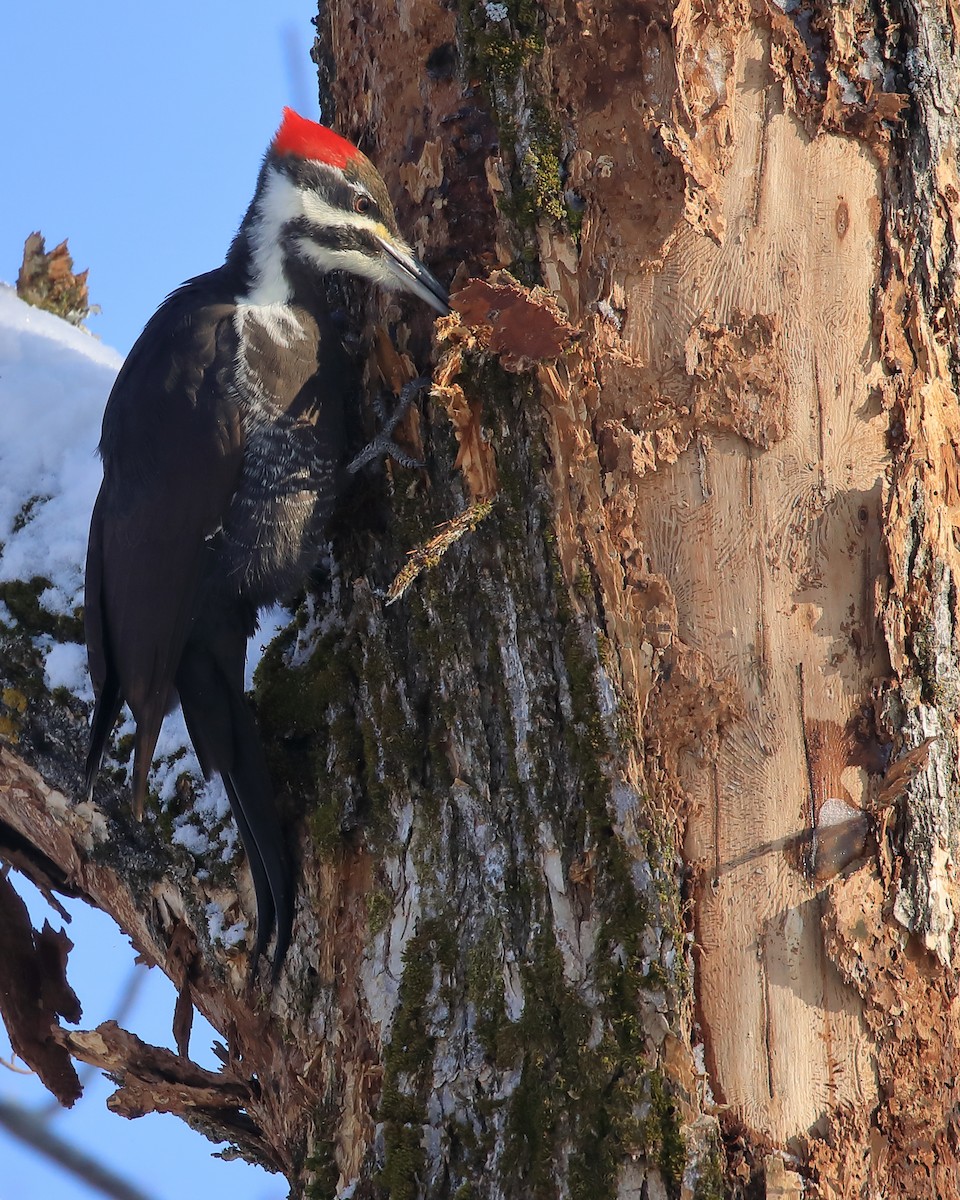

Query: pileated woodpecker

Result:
[84,108,449,976]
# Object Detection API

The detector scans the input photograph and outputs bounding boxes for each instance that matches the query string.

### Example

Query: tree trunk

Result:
[2,0,960,1196]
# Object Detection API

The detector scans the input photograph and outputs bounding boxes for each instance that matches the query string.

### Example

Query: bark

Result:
[2,0,960,1196]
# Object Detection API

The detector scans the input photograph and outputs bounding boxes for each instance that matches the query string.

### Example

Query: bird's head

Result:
[242,108,449,314]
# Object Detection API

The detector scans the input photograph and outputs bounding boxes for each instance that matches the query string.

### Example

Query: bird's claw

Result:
[347,377,430,474]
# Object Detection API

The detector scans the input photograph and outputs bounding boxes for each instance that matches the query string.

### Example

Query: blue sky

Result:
[1,0,319,356]
[0,3,318,1197]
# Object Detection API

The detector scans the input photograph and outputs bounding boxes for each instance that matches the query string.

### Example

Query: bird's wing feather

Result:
[85,286,245,805]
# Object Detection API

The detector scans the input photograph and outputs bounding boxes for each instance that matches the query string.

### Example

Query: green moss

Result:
[0,577,83,643]
[365,886,392,935]
[910,616,953,706]
[303,1144,339,1200]
[379,918,458,1199]
[0,683,28,741]
[255,628,344,739]
[569,826,690,1195]
[595,631,614,671]
[0,631,47,723]
[648,1072,686,1189]
[402,591,462,804]
[910,620,933,698]
[557,618,611,853]
[500,136,566,230]
[443,337,691,1188]
[565,192,586,239]
[478,901,689,1200]
[692,1137,727,1200]
[12,494,51,533]
[113,732,135,764]
[255,623,365,847]
[380,1123,425,1200]
[459,0,544,88]
[476,29,543,81]
[308,798,345,856]
[458,0,575,262]
[353,626,418,819]
[518,562,688,1197]
[252,571,454,862]
[498,928,592,1195]
[1,687,27,714]
[466,922,508,1059]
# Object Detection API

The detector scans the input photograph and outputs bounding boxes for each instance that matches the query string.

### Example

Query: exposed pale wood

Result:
[520,15,892,1147]
[635,31,887,1138]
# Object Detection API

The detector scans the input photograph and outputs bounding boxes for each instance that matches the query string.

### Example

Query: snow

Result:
[246,601,291,690]
[172,816,214,856]
[0,285,283,860]
[0,284,121,611]
[205,902,248,948]
[42,638,92,697]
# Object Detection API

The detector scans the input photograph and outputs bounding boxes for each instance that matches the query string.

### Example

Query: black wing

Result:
[85,274,245,813]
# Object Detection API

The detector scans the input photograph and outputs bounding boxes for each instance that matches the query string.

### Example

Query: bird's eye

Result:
[354,195,371,214]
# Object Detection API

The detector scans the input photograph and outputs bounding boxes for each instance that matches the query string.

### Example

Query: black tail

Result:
[84,670,123,800]
[175,613,293,979]
[87,665,177,820]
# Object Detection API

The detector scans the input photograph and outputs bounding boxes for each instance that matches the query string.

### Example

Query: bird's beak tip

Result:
[378,234,451,317]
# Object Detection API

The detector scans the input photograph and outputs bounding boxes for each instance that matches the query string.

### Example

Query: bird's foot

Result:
[347,377,430,474]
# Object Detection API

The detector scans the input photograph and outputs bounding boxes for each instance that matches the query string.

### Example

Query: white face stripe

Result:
[299,190,394,247]
[246,168,302,304]
[244,166,405,304]
[295,238,401,290]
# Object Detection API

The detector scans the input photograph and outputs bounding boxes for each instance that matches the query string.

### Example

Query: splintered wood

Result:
[539,17,893,1151]
[631,33,887,1140]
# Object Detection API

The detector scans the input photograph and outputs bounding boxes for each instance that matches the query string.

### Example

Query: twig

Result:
[0,1053,33,1075]
[0,1098,159,1200]
[386,500,493,604]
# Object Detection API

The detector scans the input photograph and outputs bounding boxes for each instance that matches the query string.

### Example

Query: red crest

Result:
[272,107,360,168]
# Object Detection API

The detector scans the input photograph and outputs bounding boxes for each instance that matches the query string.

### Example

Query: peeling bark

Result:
[2,0,960,1195]
[0,866,82,1106]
